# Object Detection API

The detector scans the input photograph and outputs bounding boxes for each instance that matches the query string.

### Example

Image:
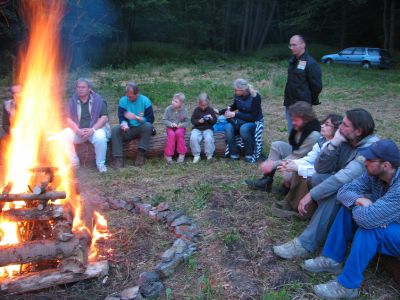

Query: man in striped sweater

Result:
[302,139,400,299]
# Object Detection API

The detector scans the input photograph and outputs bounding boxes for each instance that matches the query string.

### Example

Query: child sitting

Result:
[190,92,217,163]
[162,93,189,164]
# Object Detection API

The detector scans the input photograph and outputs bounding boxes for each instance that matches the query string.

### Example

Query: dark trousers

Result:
[111,122,152,157]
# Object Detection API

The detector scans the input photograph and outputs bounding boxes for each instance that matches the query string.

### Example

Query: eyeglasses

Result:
[322,122,335,128]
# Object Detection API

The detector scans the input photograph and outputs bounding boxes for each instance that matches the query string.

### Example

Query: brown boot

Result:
[134,150,145,166]
[113,157,124,170]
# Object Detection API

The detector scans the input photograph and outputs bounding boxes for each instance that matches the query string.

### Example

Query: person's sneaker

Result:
[314,280,359,299]
[165,156,174,165]
[206,156,213,161]
[97,165,107,173]
[177,154,185,163]
[229,155,239,161]
[303,256,343,275]
[245,176,273,191]
[273,238,310,260]
[134,150,145,166]
[193,156,201,163]
[244,155,254,163]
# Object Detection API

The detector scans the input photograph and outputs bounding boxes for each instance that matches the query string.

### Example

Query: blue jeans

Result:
[285,107,293,134]
[225,122,255,157]
[322,206,400,289]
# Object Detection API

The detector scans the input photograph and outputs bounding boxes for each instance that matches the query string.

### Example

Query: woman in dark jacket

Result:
[223,78,263,162]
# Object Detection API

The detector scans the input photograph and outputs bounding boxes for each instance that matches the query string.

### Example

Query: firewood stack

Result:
[0,167,108,295]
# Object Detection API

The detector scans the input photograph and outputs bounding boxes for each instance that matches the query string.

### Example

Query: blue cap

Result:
[359,139,400,166]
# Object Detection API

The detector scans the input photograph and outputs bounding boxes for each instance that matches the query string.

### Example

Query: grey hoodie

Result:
[310,134,379,203]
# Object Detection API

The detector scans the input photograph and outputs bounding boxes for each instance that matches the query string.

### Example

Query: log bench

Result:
[75,132,227,166]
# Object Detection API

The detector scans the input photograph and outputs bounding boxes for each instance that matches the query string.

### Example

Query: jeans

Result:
[298,173,340,252]
[322,207,400,289]
[164,127,187,156]
[111,122,153,157]
[190,129,215,157]
[60,127,108,168]
[225,122,256,157]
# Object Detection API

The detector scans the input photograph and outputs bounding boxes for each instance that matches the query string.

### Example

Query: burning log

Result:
[53,220,73,242]
[0,231,90,267]
[0,191,66,202]
[0,260,109,295]
[0,205,64,222]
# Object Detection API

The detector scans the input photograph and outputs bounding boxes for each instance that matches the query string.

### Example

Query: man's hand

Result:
[355,197,373,207]
[206,114,213,120]
[330,130,347,147]
[278,160,298,172]
[224,110,235,119]
[124,112,137,120]
[82,128,95,138]
[298,193,313,216]
[198,118,205,124]
[76,128,87,140]
[120,123,129,131]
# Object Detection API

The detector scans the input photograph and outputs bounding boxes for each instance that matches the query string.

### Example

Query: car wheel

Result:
[362,61,371,69]
[324,58,332,65]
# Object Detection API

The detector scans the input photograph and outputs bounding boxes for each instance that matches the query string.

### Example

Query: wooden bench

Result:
[75,132,227,166]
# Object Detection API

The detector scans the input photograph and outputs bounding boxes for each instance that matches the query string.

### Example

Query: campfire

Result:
[0,1,108,295]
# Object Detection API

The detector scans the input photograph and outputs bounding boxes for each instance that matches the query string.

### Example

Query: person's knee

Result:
[225,123,234,136]
[92,129,107,144]
[111,125,122,137]
[142,122,153,132]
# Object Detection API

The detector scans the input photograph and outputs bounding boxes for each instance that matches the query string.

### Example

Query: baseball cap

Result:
[359,139,400,166]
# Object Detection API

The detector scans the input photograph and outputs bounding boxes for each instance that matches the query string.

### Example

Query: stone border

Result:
[105,197,199,300]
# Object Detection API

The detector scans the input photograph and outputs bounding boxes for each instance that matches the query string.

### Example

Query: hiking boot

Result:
[271,202,299,219]
[112,157,124,170]
[273,238,310,260]
[314,280,359,299]
[303,256,343,275]
[245,175,273,192]
[134,150,145,166]
[177,154,185,163]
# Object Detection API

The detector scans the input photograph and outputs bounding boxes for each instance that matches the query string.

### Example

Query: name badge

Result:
[297,60,307,70]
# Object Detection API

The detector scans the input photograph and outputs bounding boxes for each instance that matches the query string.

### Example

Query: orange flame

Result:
[89,211,109,261]
[0,1,109,278]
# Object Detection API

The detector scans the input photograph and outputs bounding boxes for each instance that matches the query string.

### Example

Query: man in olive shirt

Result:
[61,78,109,173]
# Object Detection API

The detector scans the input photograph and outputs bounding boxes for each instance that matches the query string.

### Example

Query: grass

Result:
[1,44,400,299]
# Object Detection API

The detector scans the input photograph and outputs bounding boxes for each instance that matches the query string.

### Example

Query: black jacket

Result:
[191,106,217,131]
[284,51,322,107]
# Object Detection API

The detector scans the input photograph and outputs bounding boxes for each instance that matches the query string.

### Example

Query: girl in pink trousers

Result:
[162,93,189,164]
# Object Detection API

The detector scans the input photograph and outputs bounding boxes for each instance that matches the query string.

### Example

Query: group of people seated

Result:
[2,77,400,299]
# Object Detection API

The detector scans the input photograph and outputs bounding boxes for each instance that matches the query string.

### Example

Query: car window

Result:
[353,48,365,55]
[367,49,380,56]
[340,48,355,55]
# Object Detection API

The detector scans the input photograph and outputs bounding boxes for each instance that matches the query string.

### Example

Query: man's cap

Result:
[359,139,400,166]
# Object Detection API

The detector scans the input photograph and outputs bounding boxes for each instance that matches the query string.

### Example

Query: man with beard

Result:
[304,139,400,299]
[273,108,379,260]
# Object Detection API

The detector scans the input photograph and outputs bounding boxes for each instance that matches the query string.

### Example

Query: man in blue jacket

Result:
[111,82,154,168]
[303,139,400,299]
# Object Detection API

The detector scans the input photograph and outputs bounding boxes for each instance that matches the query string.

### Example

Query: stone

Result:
[174,224,199,240]
[173,238,188,254]
[132,196,143,204]
[108,198,127,210]
[104,293,121,300]
[161,247,176,262]
[148,209,157,220]
[166,211,184,226]
[136,203,152,215]
[171,215,192,227]
[155,210,170,223]
[156,202,170,212]
[120,286,143,300]
[155,254,184,279]
[139,280,165,298]
[138,271,160,285]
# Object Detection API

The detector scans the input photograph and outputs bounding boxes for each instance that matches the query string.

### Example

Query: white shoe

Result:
[207,156,213,161]
[177,154,185,163]
[314,280,359,299]
[97,165,107,173]
[303,256,343,274]
[273,238,310,260]
[193,156,200,163]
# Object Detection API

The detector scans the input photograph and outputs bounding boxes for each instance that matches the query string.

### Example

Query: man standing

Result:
[273,109,378,259]
[111,82,154,168]
[284,35,322,133]
[303,139,400,299]
[61,78,109,173]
